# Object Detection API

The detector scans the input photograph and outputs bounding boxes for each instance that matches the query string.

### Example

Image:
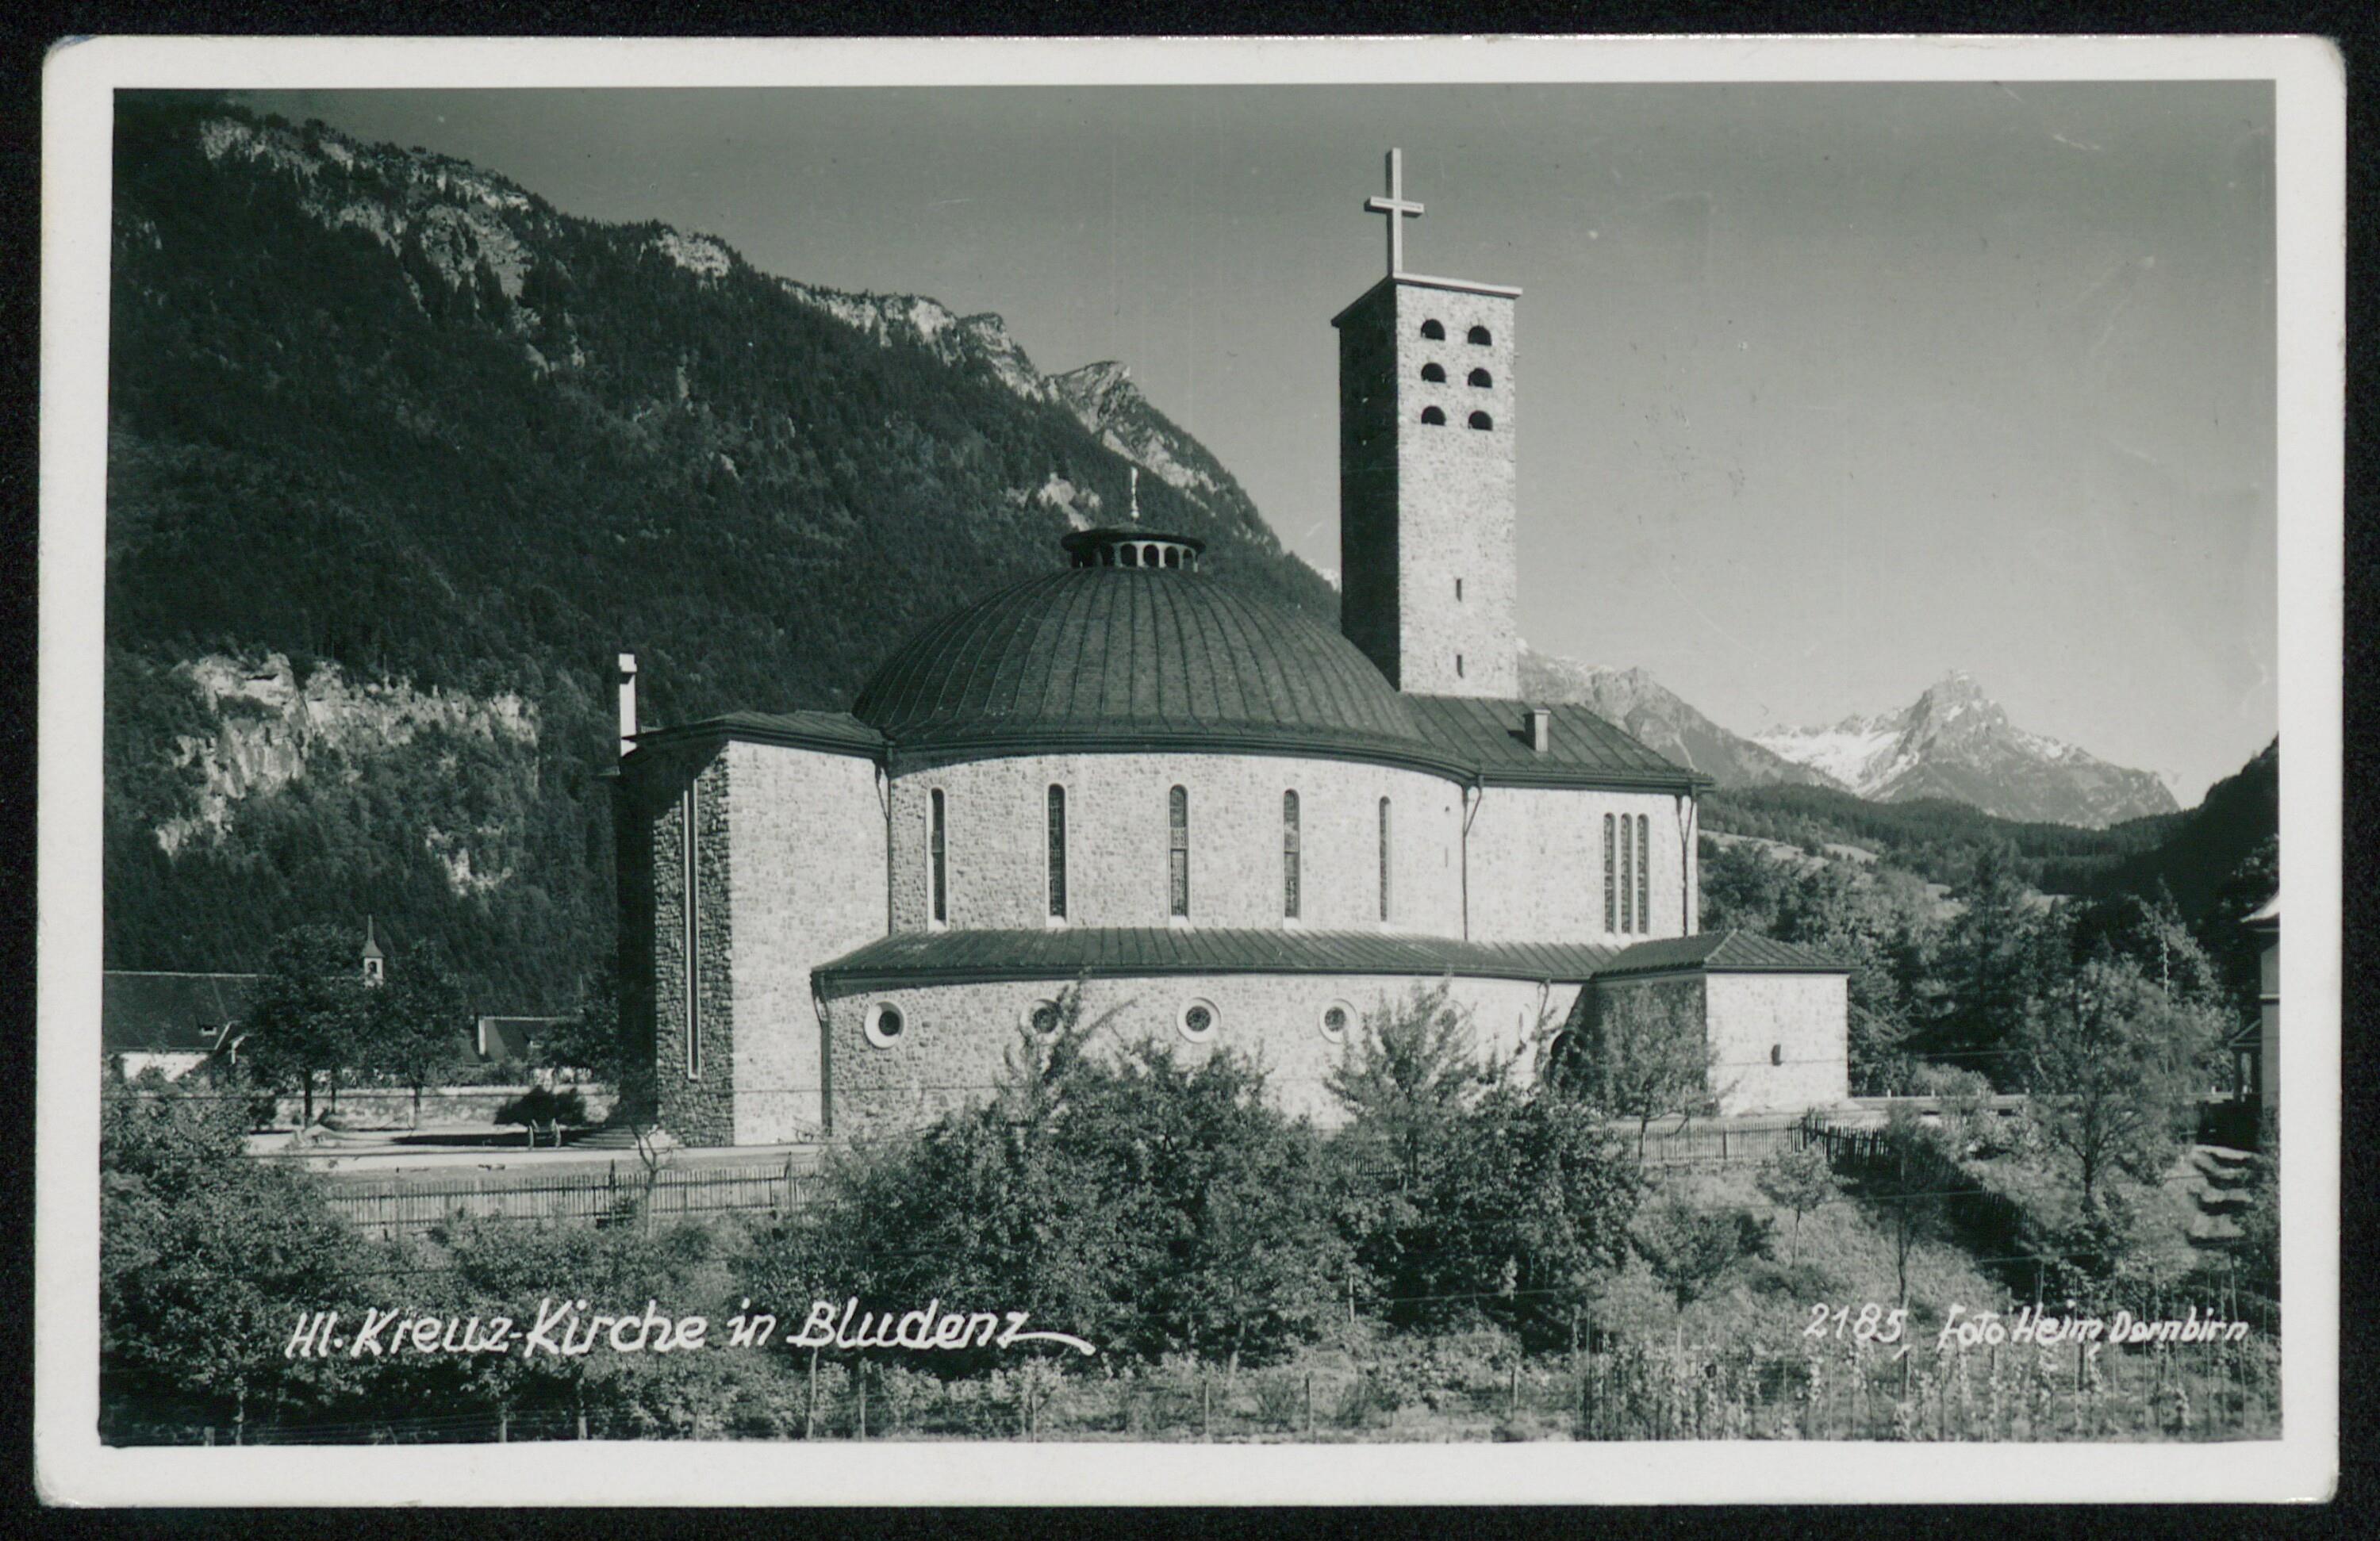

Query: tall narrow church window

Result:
[1468,367,1493,387]
[1283,791,1301,919]
[1421,362,1446,383]
[1421,319,1445,339]
[930,788,947,923]
[1603,814,1617,931]
[684,781,701,1079]
[1620,814,1635,933]
[1455,577,1463,600]
[1468,410,1494,431]
[1420,406,1446,426]
[1378,797,1393,922]
[1456,654,1464,677]
[1638,815,1652,933]
[1169,785,1190,918]
[1046,785,1068,920]
[1467,325,1492,345]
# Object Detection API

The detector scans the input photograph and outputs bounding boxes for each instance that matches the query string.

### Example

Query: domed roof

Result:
[854,535,1424,758]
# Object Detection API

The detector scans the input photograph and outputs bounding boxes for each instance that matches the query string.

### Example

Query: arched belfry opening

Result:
[1062,529,1205,573]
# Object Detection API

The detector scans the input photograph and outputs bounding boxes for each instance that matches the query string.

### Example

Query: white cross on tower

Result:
[1364,148,1424,276]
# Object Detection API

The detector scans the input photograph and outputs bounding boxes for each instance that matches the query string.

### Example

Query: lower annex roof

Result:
[815,928,1621,991]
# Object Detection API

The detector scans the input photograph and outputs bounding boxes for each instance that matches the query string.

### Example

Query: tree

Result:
[367,941,471,1126]
[240,925,376,1127]
[1571,983,1715,1160]
[1631,1194,1766,1308]
[102,1072,369,1432]
[1932,842,2055,1083]
[539,957,628,1085]
[1753,1144,1839,1267]
[1868,1104,1955,1307]
[2018,953,2223,1212]
[1325,980,1484,1194]
[1410,1086,1646,1341]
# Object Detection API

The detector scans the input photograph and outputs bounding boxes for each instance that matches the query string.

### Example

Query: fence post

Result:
[858,1359,867,1441]
[1721,1126,1729,1163]
[1305,1370,1315,1438]
[498,1405,509,1443]
[1509,1360,1521,1423]
[1202,1374,1212,1442]
[806,1347,819,1439]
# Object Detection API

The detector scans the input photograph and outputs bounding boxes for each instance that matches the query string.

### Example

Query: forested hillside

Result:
[103,96,1334,1008]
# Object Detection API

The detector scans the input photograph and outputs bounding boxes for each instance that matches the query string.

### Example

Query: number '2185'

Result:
[1805,1303,1906,1344]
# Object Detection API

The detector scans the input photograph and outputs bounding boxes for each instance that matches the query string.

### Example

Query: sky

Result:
[244,83,2277,803]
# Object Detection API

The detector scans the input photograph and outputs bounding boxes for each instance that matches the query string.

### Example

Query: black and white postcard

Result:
[35,34,2343,1505]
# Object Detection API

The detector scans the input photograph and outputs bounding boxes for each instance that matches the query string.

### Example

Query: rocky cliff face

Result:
[778,278,1280,550]
[1754,672,2178,827]
[159,654,540,896]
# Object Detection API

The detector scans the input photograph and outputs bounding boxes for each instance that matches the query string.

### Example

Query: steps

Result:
[2183,1144,2259,1250]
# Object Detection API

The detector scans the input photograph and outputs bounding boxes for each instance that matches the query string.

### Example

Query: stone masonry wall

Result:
[1464,785,1695,944]
[725,740,888,1144]
[888,752,1467,937]
[1702,971,1848,1115]
[819,971,1579,1139]
[648,748,735,1147]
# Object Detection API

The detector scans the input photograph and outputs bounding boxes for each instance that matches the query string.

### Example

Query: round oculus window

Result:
[1027,999,1064,1037]
[1319,1002,1353,1043]
[1177,999,1219,1043]
[865,1002,905,1048]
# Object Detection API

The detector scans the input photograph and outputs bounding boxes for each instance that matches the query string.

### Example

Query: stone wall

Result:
[1702,972,1849,1115]
[819,971,1580,1138]
[1584,969,1844,1117]
[888,752,1467,937]
[1464,784,1695,944]
[643,746,736,1147]
[725,740,888,1143]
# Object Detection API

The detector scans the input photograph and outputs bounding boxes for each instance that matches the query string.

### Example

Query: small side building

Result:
[102,971,259,1081]
[1570,932,1850,1116]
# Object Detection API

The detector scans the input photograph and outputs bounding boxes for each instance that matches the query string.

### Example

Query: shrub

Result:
[1633,1195,1767,1306]
[495,1085,589,1128]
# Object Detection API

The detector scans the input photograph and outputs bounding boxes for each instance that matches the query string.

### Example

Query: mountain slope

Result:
[1754,672,2178,827]
[1517,650,1835,790]
[102,97,1336,1006]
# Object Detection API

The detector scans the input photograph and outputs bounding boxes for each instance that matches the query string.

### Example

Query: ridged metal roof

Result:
[815,927,1619,990]
[1592,930,1848,978]
[851,565,1424,758]
[1405,696,1710,789]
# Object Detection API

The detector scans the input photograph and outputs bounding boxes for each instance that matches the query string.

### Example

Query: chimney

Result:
[1527,706,1552,754]
[616,653,639,760]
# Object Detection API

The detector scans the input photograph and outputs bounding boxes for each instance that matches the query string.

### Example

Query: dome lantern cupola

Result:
[1061,528,1205,573]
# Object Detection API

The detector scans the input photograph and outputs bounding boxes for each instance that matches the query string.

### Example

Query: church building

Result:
[614,152,1849,1147]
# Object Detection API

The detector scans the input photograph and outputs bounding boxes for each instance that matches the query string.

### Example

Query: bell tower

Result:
[1334,148,1520,698]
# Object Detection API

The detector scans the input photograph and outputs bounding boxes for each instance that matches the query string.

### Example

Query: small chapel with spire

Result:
[609,150,1852,1147]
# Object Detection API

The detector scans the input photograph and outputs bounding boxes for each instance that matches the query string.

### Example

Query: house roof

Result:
[635,708,885,759]
[1404,696,1710,791]
[101,971,258,1055]
[2244,895,2279,929]
[1591,930,1848,979]
[476,1014,565,1063]
[815,926,1620,991]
